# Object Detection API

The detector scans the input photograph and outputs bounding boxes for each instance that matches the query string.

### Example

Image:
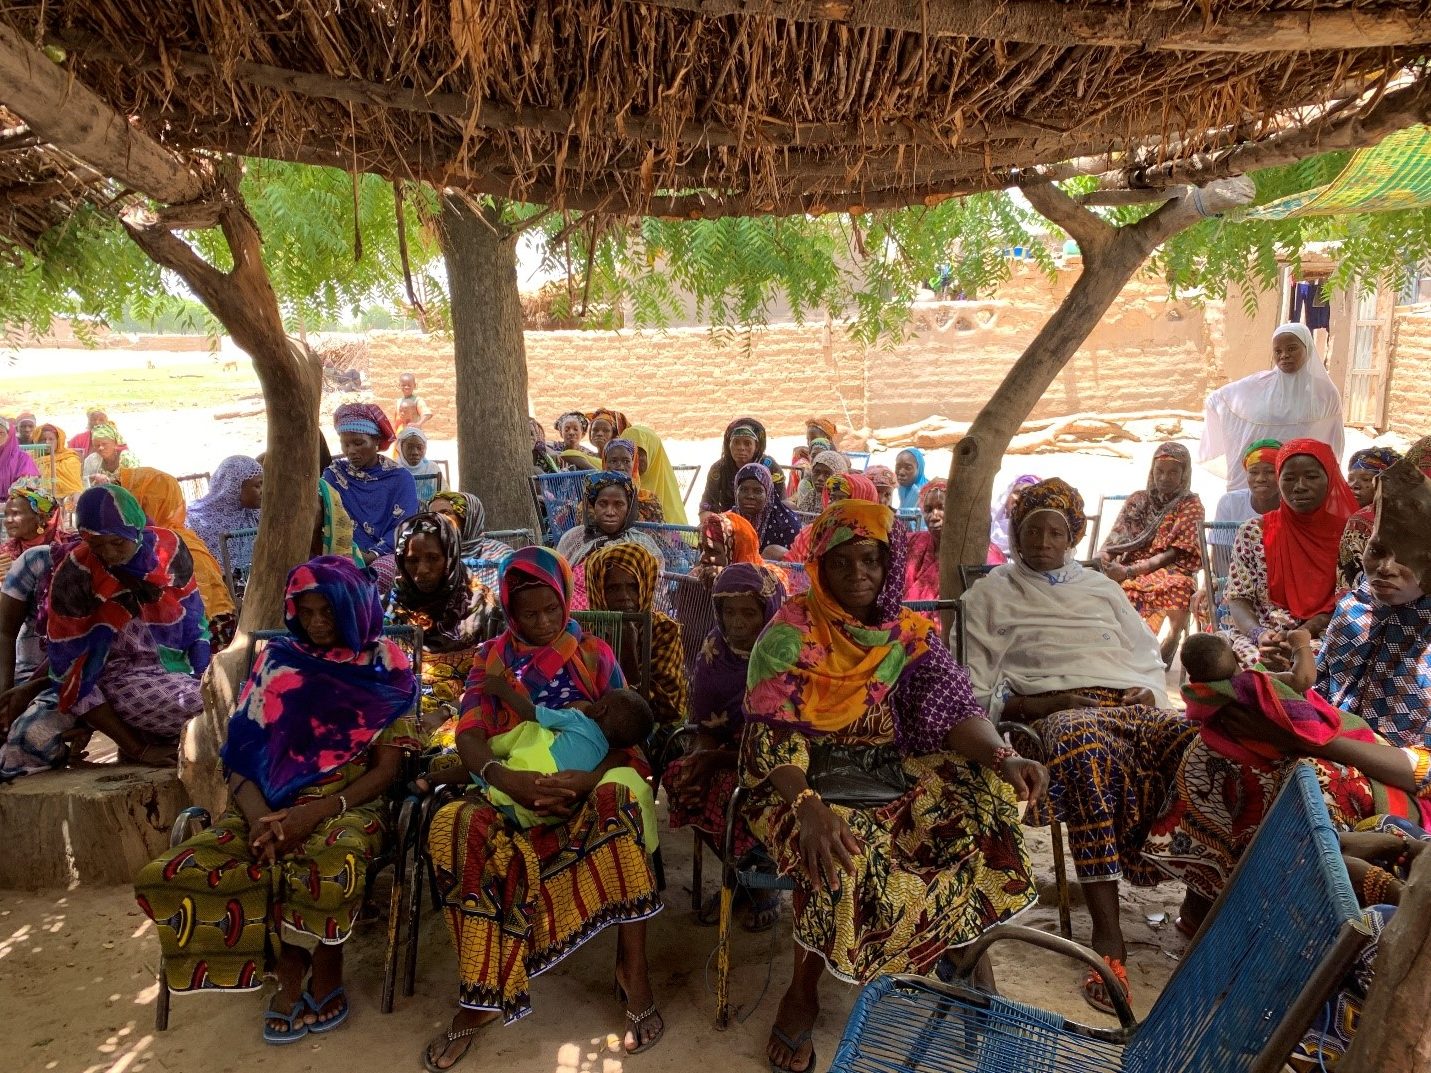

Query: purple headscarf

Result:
[735,462,802,549]
[0,419,40,492]
[186,455,262,560]
[692,563,787,739]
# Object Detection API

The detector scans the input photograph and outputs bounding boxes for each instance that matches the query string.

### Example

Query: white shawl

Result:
[961,557,1169,717]
[1199,322,1344,492]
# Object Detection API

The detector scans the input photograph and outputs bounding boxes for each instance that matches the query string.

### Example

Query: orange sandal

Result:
[1081,955,1130,1015]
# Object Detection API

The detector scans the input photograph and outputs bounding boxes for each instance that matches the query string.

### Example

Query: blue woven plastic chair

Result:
[485,526,537,550]
[776,560,810,595]
[528,471,590,543]
[634,521,701,574]
[413,471,443,503]
[1201,520,1242,631]
[220,526,259,602]
[828,761,1372,1073]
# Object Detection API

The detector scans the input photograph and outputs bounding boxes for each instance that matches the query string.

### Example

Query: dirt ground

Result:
[0,801,1191,1073]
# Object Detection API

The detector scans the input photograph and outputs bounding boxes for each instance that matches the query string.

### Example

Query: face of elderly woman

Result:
[600,565,642,613]
[1279,454,1329,514]
[822,540,886,620]
[93,436,121,464]
[3,494,41,541]
[1272,332,1309,374]
[295,591,338,647]
[809,461,833,485]
[736,477,767,521]
[1363,538,1424,606]
[719,593,765,650]
[560,417,585,449]
[922,488,945,532]
[729,435,759,466]
[591,486,629,534]
[1017,510,1071,572]
[85,532,139,568]
[340,431,379,470]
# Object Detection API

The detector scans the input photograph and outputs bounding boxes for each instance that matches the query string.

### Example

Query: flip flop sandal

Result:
[624,1002,666,1055]
[1081,956,1131,1016]
[743,891,782,933]
[422,1021,489,1073]
[262,997,310,1045]
[304,986,351,1034]
[768,1026,816,1073]
[1174,916,1198,940]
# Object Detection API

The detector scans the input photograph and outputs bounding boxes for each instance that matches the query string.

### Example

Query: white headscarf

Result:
[961,556,1169,717]
[1199,321,1344,492]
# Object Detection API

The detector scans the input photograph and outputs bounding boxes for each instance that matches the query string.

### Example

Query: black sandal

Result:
[624,1002,666,1055]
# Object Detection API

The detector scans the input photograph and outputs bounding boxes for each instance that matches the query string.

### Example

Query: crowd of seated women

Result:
[2,365,1426,1073]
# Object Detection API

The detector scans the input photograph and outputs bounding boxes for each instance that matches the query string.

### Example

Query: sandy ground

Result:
[0,798,1193,1073]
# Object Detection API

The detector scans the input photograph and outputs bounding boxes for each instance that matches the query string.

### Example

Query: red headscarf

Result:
[1262,439,1359,620]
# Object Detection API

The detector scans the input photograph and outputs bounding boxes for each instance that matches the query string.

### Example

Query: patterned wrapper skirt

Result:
[428,780,661,1023]
[664,756,759,861]
[745,731,1037,983]
[134,804,386,992]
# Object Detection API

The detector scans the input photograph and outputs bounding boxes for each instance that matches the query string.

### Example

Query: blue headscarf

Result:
[321,455,420,556]
[221,555,417,806]
[896,448,928,511]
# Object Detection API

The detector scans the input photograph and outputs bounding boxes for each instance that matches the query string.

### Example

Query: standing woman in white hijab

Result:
[1199,322,1344,492]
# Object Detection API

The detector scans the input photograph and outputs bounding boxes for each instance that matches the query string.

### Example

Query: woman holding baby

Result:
[422,546,665,1071]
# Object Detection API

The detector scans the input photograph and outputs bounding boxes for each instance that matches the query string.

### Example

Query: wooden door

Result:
[1345,281,1394,428]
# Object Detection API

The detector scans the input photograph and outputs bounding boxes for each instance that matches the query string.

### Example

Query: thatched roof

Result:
[1,0,1430,252]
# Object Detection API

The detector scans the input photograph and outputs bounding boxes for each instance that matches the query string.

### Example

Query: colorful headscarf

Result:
[333,402,397,450]
[794,449,852,512]
[221,555,417,807]
[1405,436,1431,476]
[35,423,83,498]
[457,547,624,739]
[0,418,40,492]
[389,512,497,649]
[990,474,1040,555]
[823,472,879,507]
[588,408,630,437]
[626,424,689,526]
[735,462,803,549]
[746,501,979,746]
[1242,438,1283,470]
[806,418,838,443]
[581,470,638,535]
[865,464,896,499]
[186,455,262,562]
[707,511,764,566]
[895,448,928,512]
[586,541,661,611]
[7,475,58,524]
[87,421,124,448]
[116,467,235,619]
[1262,439,1359,620]
[1349,447,1403,475]
[1009,477,1088,553]
[47,486,210,711]
[920,477,948,513]
[1102,441,1196,558]
[694,564,787,738]
[427,489,506,562]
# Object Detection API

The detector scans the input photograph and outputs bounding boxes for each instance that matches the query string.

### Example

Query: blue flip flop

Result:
[262,997,309,1045]
[305,986,351,1034]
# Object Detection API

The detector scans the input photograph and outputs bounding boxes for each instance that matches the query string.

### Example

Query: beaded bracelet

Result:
[991,745,1019,769]
[1361,864,1397,906]
[337,793,349,815]
[790,787,821,815]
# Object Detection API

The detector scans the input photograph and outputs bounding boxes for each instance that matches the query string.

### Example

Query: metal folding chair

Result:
[154,625,423,1027]
[673,463,702,506]
[828,761,1371,1073]
[843,451,871,472]
[413,471,443,503]
[220,526,258,604]
[528,471,590,544]
[19,442,56,495]
[1201,520,1242,632]
[658,570,715,681]
[1085,493,1128,558]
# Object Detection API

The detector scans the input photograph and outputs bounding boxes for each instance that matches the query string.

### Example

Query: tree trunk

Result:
[1340,850,1431,1072]
[436,195,541,532]
[938,176,1255,601]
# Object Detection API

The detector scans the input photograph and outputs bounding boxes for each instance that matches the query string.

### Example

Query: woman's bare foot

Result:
[767,985,819,1073]
[615,966,664,1053]
[306,944,346,1027]
[424,1009,498,1071]
[267,943,310,1035]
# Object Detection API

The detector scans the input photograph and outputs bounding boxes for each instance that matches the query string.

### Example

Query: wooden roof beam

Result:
[0,23,207,203]
[627,0,1431,53]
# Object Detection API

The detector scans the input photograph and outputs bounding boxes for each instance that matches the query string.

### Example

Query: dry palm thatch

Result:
[1,0,1430,247]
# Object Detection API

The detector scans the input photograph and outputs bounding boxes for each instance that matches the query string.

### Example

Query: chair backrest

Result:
[895,507,923,529]
[843,451,871,472]
[220,526,259,602]
[466,556,506,592]
[1201,521,1242,631]
[672,463,702,505]
[19,443,56,491]
[1084,493,1128,556]
[571,609,654,701]
[175,471,211,503]
[773,559,810,595]
[486,527,537,550]
[244,623,424,696]
[414,471,443,503]
[659,571,716,680]
[1123,762,1369,1073]
[634,521,701,574]
[528,471,590,544]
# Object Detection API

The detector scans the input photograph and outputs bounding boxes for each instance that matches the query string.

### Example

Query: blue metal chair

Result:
[828,761,1372,1073]
[1201,520,1242,632]
[220,526,259,603]
[844,451,871,472]
[413,471,443,503]
[634,521,701,574]
[528,471,590,544]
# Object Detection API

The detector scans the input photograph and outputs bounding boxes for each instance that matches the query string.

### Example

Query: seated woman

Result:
[693,510,764,587]
[428,490,515,590]
[627,425,689,527]
[322,403,420,575]
[1098,442,1205,664]
[530,417,562,474]
[1146,457,1431,925]
[588,407,630,459]
[135,555,418,1042]
[1338,445,1407,590]
[742,501,1043,1073]
[0,419,40,497]
[893,447,929,514]
[665,563,787,929]
[2,477,62,579]
[1221,438,1359,668]
[554,411,596,463]
[0,486,209,776]
[185,455,263,565]
[700,417,785,516]
[602,438,665,523]
[903,478,955,603]
[787,472,878,561]
[423,547,664,1069]
[117,466,239,649]
[387,513,502,745]
[1211,438,1283,541]
[81,421,139,486]
[790,449,849,514]
[35,423,84,501]
[864,464,897,509]
[555,472,664,606]
[396,427,445,499]
[584,542,689,728]
[734,463,803,559]
[961,478,1196,1012]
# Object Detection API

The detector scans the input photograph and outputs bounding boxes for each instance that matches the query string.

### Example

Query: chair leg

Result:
[1050,818,1074,941]
[404,847,426,998]
[691,830,704,912]
[381,812,413,1014]
[713,879,738,1030]
[155,959,170,1031]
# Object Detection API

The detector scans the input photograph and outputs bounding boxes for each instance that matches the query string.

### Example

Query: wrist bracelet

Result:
[336,793,349,815]
[479,759,503,785]
[1361,864,1397,906]
[991,745,1018,769]
[790,787,821,815]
